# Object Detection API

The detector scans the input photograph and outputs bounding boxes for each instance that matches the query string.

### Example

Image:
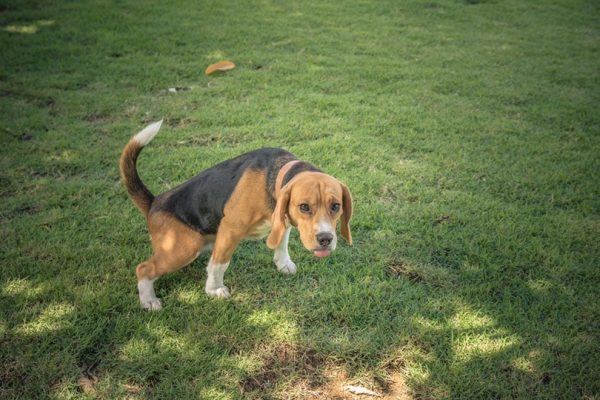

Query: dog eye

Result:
[330,203,340,212]
[299,203,311,213]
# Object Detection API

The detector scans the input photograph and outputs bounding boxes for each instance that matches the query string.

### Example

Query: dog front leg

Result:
[205,230,241,298]
[273,227,297,274]
[205,258,231,298]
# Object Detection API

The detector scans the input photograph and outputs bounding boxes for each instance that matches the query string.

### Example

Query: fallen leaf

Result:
[343,385,382,397]
[205,60,235,75]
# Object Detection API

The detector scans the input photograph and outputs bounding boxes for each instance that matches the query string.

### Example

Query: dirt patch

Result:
[283,367,412,400]
[386,258,456,288]
[386,260,423,283]
[239,344,326,397]
[239,344,412,399]
[240,369,279,393]
[381,371,413,400]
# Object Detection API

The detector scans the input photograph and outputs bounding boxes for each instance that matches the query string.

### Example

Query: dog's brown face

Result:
[267,172,352,256]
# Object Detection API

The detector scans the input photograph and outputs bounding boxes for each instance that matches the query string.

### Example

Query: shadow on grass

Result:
[2,217,596,399]
[0,269,271,398]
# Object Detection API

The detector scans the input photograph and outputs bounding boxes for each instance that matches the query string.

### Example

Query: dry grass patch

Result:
[386,259,456,288]
[239,343,413,400]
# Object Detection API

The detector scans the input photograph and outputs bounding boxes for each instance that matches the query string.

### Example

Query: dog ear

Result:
[340,183,353,245]
[267,184,292,249]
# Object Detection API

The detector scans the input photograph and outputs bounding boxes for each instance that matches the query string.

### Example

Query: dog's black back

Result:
[155,148,296,234]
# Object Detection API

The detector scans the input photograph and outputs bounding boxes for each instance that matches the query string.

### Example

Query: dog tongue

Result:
[313,249,331,258]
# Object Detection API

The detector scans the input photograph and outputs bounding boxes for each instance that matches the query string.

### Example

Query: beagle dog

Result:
[119,120,353,310]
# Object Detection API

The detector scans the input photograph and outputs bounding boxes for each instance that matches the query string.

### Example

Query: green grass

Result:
[1,0,599,398]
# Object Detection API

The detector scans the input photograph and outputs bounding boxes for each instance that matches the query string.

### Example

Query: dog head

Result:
[267,172,352,257]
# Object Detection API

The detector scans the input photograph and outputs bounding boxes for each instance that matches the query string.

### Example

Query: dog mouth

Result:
[313,248,332,258]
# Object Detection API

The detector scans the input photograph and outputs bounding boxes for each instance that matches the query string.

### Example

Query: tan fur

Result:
[134,169,351,284]
[135,212,207,281]
[210,170,273,263]
[266,183,291,249]
[119,140,154,215]
[121,130,354,308]
[268,172,353,250]
[136,170,275,277]
[340,183,353,245]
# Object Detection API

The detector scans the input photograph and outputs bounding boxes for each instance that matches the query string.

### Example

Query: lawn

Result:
[1,0,599,398]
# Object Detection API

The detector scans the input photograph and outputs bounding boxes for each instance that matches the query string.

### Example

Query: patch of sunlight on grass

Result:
[527,278,553,295]
[159,334,192,354]
[0,319,6,336]
[406,363,431,387]
[200,387,234,399]
[3,20,55,34]
[449,310,494,330]
[176,288,202,305]
[223,352,259,373]
[512,355,535,374]
[247,309,298,341]
[146,324,197,353]
[412,315,444,332]
[136,324,204,358]
[2,278,36,296]
[15,302,75,335]
[120,338,151,360]
[449,303,518,363]
[453,333,518,363]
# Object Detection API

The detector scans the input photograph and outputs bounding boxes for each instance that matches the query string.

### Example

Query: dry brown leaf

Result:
[205,60,235,75]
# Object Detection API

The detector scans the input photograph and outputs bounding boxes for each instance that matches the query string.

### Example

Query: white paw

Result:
[141,298,162,311]
[277,260,297,274]
[206,286,231,299]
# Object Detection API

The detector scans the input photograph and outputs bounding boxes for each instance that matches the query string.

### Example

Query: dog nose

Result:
[316,232,333,247]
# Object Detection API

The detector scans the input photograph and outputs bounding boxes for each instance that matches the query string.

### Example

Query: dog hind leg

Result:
[136,212,204,310]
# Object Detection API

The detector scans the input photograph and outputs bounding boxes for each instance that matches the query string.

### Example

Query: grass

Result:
[1,0,599,398]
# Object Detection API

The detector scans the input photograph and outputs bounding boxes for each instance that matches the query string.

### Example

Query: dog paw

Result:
[141,298,163,311]
[277,260,297,274]
[206,286,231,299]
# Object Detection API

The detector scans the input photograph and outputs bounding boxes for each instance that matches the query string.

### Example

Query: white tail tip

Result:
[133,119,163,146]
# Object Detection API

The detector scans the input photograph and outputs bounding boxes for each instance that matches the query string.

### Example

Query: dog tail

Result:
[119,120,163,216]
